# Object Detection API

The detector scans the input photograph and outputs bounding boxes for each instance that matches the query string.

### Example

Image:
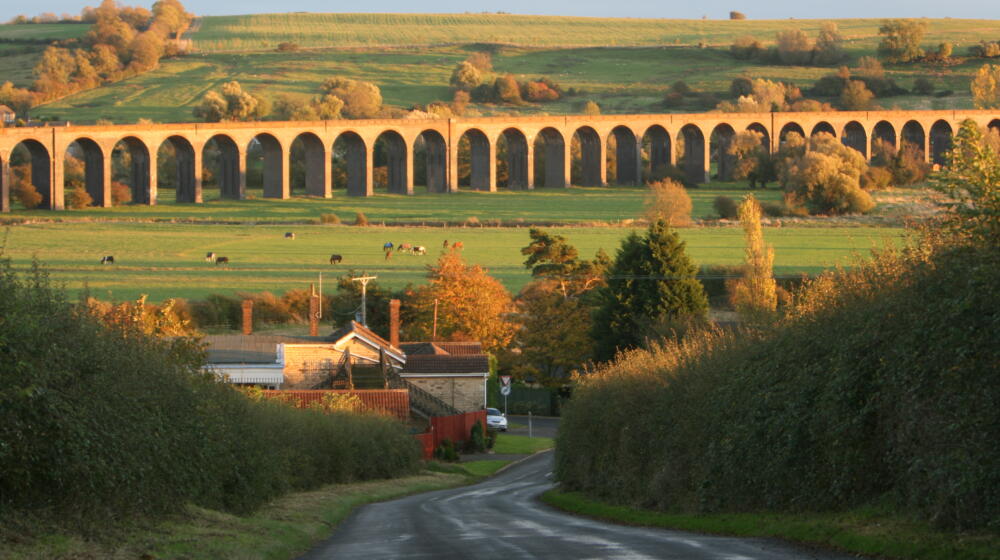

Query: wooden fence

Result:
[262,389,410,421]
[416,410,487,460]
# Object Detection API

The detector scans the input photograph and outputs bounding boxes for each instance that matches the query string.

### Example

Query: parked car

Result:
[486,407,507,432]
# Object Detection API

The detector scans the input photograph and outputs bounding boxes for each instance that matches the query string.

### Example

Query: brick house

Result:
[204,300,490,413]
[399,342,490,413]
[0,105,14,125]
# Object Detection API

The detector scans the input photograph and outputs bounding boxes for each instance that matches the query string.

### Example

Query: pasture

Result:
[1,184,785,224]
[28,15,996,123]
[2,222,905,302]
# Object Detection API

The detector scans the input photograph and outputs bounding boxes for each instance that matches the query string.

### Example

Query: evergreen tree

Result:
[591,220,708,361]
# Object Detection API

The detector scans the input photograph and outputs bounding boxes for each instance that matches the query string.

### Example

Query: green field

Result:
[2,221,904,302]
[22,15,998,123]
[1,184,786,224]
[190,14,1000,53]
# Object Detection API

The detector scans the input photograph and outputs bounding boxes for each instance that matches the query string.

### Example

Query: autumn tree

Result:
[643,179,692,226]
[815,21,845,65]
[727,194,777,323]
[151,0,193,40]
[581,100,600,115]
[449,61,481,91]
[780,132,874,215]
[193,81,268,122]
[840,80,875,110]
[931,119,1000,245]
[591,220,708,361]
[776,29,814,65]
[406,247,514,352]
[877,19,927,63]
[727,130,775,188]
[971,64,1000,109]
[320,78,382,119]
[494,74,522,104]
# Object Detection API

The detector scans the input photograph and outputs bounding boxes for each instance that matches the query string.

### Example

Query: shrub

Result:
[449,61,481,91]
[663,91,684,108]
[713,195,739,219]
[66,182,93,209]
[730,36,761,60]
[780,132,874,215]
[913,77,935,95]
[466,421,486,453]
[320,213,341,224]
[354,212,369,226]
[276,42,299,52]
[643,179,693,226]
[12,179,42,209]
[0,261,420,528]
[861,166,893,190]
[671,80,692,96]
[558,240,1000,530]
[729,76,753,98]
[760,201,787,217]
[435,438,459,462]
[110,181,132,205]
[775,29,814,65]
[729,11,746,20]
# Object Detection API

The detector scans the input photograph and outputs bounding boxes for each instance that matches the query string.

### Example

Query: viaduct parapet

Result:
[1,109,998,211]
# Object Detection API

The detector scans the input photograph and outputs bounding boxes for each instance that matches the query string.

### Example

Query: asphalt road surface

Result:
[507,414,559,439]
[299,451,865,560]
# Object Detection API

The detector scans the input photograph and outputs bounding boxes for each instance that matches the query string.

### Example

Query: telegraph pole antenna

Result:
[351,275,377,326]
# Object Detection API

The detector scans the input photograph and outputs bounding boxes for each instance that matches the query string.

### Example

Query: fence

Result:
[415,410,487,460]
[262,389,410,421]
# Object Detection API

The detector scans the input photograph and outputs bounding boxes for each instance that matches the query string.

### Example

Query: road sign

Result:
[500,385,511,396]
[500,375,512,387]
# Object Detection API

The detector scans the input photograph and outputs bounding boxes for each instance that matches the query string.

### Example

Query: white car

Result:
[486,408,508,432]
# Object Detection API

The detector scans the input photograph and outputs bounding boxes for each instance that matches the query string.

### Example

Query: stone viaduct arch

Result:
[1,109,998,212]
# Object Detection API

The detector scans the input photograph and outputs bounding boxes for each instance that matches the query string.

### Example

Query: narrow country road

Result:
[299,451,864,560]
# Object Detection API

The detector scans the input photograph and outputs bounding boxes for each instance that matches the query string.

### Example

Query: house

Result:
[399,342,490,413]
[203,299,490,415]
[204,321,406,390]
[0,105,15,125]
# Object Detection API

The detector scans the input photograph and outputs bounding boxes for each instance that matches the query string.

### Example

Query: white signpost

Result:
[500,376,512,415]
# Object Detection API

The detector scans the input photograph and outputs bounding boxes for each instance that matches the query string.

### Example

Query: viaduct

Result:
[1,109,998,212]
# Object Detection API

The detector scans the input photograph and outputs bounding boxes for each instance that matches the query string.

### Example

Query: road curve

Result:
[299,451,864,560]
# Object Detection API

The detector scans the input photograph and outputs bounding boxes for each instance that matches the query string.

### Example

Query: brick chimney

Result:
[241,299,254,335]
[389,299,401,348]
[309,283,321,337]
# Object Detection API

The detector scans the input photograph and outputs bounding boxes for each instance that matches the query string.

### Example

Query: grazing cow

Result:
[100,255,114,265]
[205,252,216,262]
[385,250,393,261]
[284,232,295,240]
[383,241,394,252]
[329,254,343,264]
[398,243,413,254]
[215,256,229,266]
[413,246,427,255]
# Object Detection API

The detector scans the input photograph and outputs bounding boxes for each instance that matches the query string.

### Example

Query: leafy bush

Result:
[466,421,486,453]
[0,261,419,529]
[861,166,893,190]
[713,195,739,219]
[643,179,692,226]
[435,438,459,462]
[320,213,341,224]
[110,181,132,205]
[760,201,787,217]
[354,211,369,226]
[557,240,1000,530]
[65,182,93,209]
[11,179,42,209]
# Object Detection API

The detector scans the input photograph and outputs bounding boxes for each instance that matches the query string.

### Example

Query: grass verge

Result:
[493,434,555,454]
[541,490,1000,560]
[1,470,474,560]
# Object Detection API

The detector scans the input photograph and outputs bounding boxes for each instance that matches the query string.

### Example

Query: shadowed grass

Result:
[541,490,1000,560]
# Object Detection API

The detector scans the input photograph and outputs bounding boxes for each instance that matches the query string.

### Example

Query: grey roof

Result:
[401,354,490,375]
[204,334,328,364]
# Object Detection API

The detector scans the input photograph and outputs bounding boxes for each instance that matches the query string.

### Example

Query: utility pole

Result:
[351,275,377,326]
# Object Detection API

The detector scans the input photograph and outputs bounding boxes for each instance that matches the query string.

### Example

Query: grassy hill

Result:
[8,14,997,123]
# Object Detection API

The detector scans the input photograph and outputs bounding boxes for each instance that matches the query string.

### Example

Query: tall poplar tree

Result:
[728,194,777,323]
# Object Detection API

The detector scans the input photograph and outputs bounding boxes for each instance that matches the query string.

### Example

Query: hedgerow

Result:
[0,261,419,529]
[557,239,999,529]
